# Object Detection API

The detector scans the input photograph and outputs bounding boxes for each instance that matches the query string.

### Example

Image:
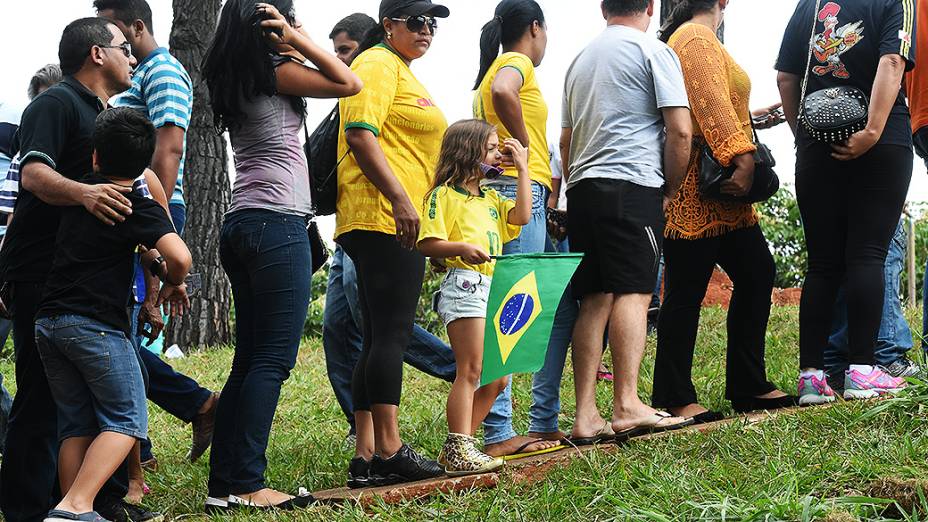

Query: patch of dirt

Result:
[865,477,928,519]
[698,268,801,309]
[772,287,803,306]
[818,511,859,522]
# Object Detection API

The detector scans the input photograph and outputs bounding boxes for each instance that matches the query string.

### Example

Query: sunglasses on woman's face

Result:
[391,15,438,35]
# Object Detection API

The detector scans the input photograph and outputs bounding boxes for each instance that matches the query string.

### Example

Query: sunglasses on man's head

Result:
[391,15,438,35]
[98,41,132,58]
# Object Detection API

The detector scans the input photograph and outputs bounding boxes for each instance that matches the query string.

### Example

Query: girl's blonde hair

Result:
[428,119,498,195]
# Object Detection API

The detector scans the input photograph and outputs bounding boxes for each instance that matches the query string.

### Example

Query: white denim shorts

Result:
[433,268,492,325]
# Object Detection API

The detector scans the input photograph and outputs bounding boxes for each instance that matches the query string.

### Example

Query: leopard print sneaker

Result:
[439,433,504,477]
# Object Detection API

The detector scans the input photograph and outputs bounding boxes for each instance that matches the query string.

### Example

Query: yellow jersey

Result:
[473,52,551,190]
[418,185,521,276]
[336,44,448,238]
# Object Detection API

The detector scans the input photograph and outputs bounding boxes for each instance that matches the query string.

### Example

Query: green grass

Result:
[3,306,928,521]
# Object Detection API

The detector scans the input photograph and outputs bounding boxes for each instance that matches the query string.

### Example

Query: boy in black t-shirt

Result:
[35,107,191,522]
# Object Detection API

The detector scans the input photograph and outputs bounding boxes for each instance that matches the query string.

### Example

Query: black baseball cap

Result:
[379,0,450,20]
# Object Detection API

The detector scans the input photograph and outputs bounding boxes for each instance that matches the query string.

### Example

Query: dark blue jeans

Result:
[170,203,186,238]
[0,317,12,453]
[322,246,456,434]
[208,209,312,496]
[916,128,928,354]
[825,220,913,375]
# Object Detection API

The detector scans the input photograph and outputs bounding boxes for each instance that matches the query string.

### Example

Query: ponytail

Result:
[657,0,717,43]
[474,17,504,90]
[473,0,545,90]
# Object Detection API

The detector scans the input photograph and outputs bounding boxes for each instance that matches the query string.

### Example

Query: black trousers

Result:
[0,282,128,522]
[652,225,776,407]
[338,230,425,410]
[795,143,912,369]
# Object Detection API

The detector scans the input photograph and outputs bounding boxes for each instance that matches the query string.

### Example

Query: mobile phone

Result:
[185,273,202,297]
[752,107,785,125]
[480,163,504,180]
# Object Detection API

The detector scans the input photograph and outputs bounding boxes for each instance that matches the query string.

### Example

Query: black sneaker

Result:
[347,456,371,489]
[369,444,444,487]
[96,499,163,522]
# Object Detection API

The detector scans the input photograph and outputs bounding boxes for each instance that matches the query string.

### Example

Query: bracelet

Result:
[149,256,165,278]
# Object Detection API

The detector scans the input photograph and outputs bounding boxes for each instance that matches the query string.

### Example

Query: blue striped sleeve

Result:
[142,61,193,130]
[0,156,21,214]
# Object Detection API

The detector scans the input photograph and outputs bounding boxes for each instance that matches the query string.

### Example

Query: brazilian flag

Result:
[481,253,583,386]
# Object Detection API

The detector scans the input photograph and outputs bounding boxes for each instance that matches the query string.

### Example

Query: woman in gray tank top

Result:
[201,0,360,511]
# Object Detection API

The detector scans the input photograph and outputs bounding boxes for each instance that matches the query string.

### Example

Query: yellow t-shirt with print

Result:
[418,185,522,277]
[336,44,448,238]
[473,52,551,190]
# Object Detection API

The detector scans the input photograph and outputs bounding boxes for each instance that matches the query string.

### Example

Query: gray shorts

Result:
[433,268,492,325]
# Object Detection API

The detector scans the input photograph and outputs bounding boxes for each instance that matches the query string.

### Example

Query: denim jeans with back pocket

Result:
[208,208,313,496]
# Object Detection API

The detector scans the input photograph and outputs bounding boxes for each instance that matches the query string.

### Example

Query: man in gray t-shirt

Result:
[560,0,693,444]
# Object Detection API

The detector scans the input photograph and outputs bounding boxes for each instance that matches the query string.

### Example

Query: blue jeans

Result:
[482,181,578,443]
[35,315,148,441]
[826,220,913,375]
[129,278,212,462]
[915,128,928,353]
[170,203,186,237]
[322,246,456,433]
[651,256,664,310]
[0,317,12,453]
[209,209,312,496]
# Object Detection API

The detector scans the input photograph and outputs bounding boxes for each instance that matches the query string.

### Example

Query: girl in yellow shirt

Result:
[417,120,531,475]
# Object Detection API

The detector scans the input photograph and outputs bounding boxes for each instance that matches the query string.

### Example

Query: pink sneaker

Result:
[798,372,836,406]
[843,366,906,400]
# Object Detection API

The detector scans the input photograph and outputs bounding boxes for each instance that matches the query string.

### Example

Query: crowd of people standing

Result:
[0,0,926,520]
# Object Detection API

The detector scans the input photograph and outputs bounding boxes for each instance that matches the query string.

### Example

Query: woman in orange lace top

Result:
[652,0,796,422]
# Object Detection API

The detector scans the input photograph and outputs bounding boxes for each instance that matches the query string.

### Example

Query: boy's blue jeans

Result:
[35,315,148,441]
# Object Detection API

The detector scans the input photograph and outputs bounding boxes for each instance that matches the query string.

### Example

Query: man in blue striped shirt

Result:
[96,0,191,235]
[94,0,219,487]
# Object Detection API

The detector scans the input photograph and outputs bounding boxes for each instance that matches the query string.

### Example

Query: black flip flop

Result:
[614,412,695,442]
[691,410,725,425]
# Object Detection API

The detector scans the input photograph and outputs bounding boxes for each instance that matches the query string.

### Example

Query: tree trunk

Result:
[166,0,232,349]
[660,0,724,41]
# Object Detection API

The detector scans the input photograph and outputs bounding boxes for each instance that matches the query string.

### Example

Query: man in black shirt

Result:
[0,17,145,522]
[36,107,190,522]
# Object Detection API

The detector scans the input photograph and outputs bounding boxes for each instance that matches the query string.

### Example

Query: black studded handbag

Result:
[798,0,869,143]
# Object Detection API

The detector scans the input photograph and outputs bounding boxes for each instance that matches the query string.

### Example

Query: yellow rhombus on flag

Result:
[482,253,583,386]
[493,271,543,364]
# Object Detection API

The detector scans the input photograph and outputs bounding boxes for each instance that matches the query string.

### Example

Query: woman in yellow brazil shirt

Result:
[335,0,450,489]
[471,0,576,460]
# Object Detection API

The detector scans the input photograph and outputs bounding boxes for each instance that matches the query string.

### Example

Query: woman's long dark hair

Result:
[473,0,545,90]
[202,0,305,132]
[658,0,717,43]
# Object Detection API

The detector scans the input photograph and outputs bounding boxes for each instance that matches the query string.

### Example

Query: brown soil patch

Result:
[699,268,801,309]
[864,477,928,518]
[818,511,859,522]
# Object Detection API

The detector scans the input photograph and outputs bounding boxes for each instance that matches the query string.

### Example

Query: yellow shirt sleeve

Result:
[341,53,398,136]
[488,189,521,244]
[498,53,534,85]
[418,186,453,244]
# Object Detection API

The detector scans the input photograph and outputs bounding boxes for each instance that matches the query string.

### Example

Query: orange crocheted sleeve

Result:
[671,25,755,166]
